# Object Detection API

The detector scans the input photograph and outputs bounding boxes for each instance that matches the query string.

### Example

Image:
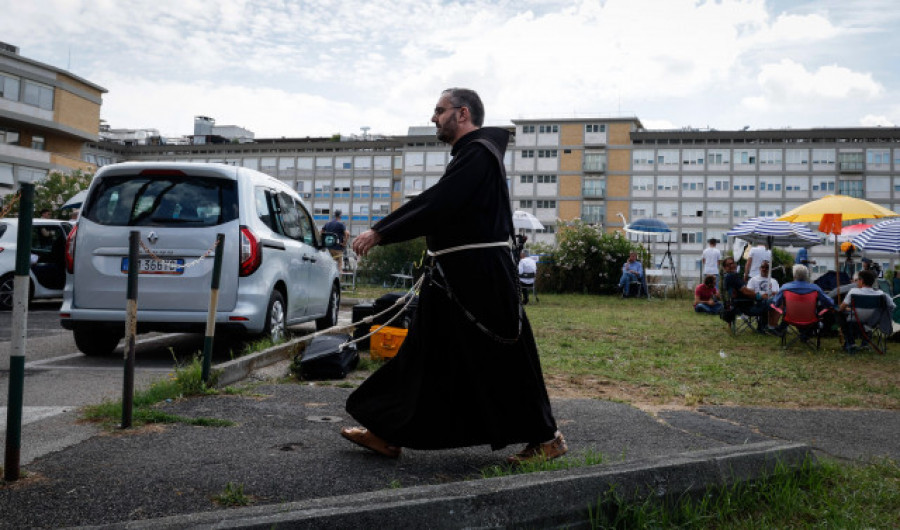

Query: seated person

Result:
[617,251,644,297]
[693,275,723,314]
[836,269,896,353]
[723,256,768,325]
[861,257,882,278]
[747,260,781,332]
[517,251,536,305]
[770,263,836,332]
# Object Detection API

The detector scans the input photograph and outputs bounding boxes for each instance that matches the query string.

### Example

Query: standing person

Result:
[693,275,723,314]
[322,210,350,271]
[518,250,536,305]
[344,88,565,464]
[744,244,772,282]
[701,238,722,280]
[617,251,644,297]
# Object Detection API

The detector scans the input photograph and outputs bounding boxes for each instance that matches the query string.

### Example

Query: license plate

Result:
[121,258,185,275]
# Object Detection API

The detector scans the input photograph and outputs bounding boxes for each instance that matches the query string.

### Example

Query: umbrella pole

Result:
[834,238,840,303]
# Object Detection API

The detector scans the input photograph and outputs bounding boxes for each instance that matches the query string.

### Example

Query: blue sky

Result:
[3,0,899,138]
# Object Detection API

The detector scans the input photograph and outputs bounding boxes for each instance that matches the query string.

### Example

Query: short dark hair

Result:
[333,210,342,218]
[858,269,876,287]
[443,88,484,127]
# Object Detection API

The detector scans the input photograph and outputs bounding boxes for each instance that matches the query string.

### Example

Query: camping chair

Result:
[720,282,758,335]
[772,291,830,351]
[391,262,414,288]
[849,294,892,355]
[622,272,649,299]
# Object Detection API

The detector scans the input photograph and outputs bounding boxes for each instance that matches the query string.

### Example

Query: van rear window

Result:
[83,175,238,226]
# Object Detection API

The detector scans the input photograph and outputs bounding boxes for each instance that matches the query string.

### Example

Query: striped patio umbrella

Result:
[851,219,900,254]
[726,217,821,248]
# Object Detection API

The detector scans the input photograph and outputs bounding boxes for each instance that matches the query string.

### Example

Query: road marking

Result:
[0,406,71,431]
[24,333,184,369]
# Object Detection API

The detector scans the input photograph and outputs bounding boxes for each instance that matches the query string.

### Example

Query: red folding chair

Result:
[773,291,830,351]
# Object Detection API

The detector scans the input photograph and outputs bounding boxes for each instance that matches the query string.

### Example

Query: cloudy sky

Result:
[3,0,899,139]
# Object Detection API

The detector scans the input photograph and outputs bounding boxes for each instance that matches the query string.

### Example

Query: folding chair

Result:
[772,291,830,351]
[849,294,892,355]
[721,286,758,335]
[391,262,414,288]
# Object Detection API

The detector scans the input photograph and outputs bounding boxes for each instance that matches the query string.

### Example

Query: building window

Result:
[582,204,604,224]
[31,135,45,150]
[812,149,835,166]
[520,174,534,183]
[657,149,679,166]
[521,150,534,158]
[839,180,864,198]
[759,149,782,165]
[0,128,20,145]
[867,149,890,165]
[0,73,20,101]
[681,231,703,244]
[786,149,809,165]
[682,149,704,166]
[23,80,53,110]
[585,124,605,133]
[537,174,556,184]
[538,125,558,133]
[522,125,535,133]
[584,152,606,171]
[537,149,557,158]
[735,149,757,166]
[633,149,655,166]
[536,200,556,208]
[708,149,730,165]
[520,200,533,208]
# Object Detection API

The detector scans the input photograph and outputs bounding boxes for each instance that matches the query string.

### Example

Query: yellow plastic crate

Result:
[369,325,408,360]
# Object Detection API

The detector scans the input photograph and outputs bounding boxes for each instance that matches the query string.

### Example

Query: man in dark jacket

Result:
[343,88,565,464]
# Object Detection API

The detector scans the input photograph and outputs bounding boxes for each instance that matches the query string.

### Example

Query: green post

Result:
[202,234,225,383]
[4,182,34,482]
[122,231,139,429]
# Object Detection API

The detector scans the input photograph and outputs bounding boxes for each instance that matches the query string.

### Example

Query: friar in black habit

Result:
[342,88,566,464]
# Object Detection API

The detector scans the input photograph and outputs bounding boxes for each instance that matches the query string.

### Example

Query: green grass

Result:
[480,449,606,478]
[81,355,234,428]
[212,481,253,507]
[527,293,900,409]
[589,457,900,529]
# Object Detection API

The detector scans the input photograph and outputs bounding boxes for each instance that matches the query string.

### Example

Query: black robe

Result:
[346,127,558,450]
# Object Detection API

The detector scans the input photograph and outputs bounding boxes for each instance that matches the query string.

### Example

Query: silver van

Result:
[60,162,340,356]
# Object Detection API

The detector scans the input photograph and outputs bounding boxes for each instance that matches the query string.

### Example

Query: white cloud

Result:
[859,114,895,127]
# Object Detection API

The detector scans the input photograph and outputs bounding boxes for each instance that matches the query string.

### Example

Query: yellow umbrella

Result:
[778,195,898,297]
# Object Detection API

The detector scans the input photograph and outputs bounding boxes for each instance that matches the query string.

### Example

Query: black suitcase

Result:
[351,303,375,350]
[373,292,418,328]
[298,334,359,380]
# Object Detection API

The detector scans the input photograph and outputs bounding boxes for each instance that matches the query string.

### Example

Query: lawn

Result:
[525,293,899,410]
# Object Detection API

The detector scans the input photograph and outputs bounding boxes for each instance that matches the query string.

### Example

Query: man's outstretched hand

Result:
[353,229,381,257]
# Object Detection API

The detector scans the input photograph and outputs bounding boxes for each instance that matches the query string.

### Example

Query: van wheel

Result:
[264,290,286,343]
[316,283,340,331]
[74,327,123,357]
[0,273,14,310]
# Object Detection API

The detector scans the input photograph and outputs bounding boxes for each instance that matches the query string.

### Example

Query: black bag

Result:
[373,292,418,328]
[297,334,359,380]
[351,303,375,350]
[720,304,737,324]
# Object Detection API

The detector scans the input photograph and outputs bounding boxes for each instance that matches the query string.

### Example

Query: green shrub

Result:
[533,220,643,294]
[357,237,427,285]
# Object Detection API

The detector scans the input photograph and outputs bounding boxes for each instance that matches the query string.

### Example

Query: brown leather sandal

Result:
[340,427,401,458]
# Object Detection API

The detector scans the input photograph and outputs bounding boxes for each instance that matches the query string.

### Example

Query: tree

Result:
[0,169,93,219]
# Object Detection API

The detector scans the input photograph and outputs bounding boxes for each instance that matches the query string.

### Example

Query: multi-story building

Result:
[84,120,900,278]
[0,42,105,194]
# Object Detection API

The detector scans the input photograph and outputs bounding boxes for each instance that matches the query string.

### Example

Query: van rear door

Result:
[74,168,240,312]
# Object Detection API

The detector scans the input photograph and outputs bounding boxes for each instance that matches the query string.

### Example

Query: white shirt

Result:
[518,257,536,285]
[701,247,721,275]
[747,275,779,296]
[747,246,772,278]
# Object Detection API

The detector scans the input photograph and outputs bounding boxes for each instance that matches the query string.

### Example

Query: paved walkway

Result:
[1,355,897,528]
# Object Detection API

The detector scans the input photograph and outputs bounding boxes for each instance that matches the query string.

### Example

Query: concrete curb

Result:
[213,339,303,388]
[95,441,812,529]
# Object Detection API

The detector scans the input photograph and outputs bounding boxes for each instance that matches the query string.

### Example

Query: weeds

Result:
[82,354,232,428]
[588,457,900,529]
[213,481,253,507]
[480,449,605,478]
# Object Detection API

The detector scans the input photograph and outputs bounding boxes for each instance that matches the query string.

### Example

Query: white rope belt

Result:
[427,241,510,257]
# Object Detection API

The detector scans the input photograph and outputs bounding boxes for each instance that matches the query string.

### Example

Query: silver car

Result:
[0,218,73,309]
[60,162,340,356]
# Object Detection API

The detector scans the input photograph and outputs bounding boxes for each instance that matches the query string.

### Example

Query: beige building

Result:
[0,42,105,194]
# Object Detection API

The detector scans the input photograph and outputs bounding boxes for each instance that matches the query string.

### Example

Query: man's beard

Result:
[436,115,458,143]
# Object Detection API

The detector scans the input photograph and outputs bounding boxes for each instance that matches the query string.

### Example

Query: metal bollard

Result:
[4,183,34,482]
[121,231,139,429]
[202,234,225,383]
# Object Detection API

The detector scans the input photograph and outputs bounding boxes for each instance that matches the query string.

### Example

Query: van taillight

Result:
[65,224,78,274]
[239,225,262,277]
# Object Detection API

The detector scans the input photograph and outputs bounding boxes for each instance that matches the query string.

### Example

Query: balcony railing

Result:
[838,162,864,173]
[582,186,605,199]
